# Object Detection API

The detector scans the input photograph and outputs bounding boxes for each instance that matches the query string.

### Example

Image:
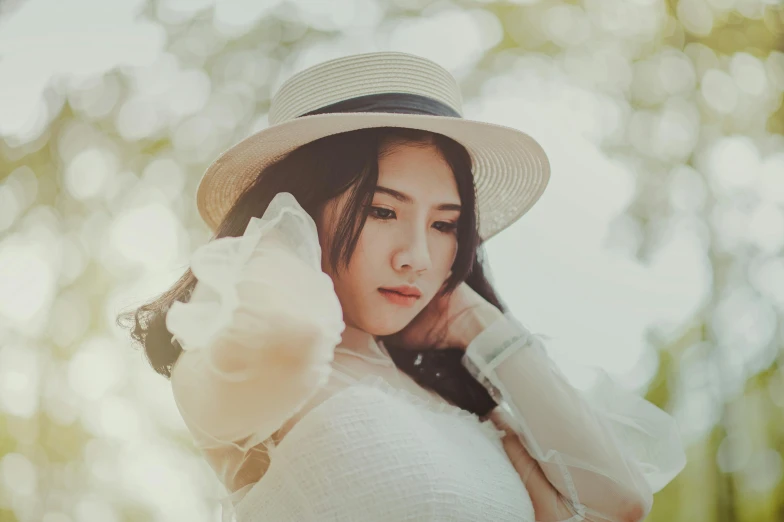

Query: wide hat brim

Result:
[197,111,550,241]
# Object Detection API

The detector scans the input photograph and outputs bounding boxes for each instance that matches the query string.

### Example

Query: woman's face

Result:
[318,141,461,336]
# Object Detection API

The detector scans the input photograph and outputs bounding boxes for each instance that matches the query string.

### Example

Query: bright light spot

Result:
[748,203,784,253]
[64,147,118,201]
[766,51,784,91]
[658,51,697,95]
[0,70,53,142]
[701,68,739,113]
[652,100,699,160]
[42,364,81,426]
[48,290,90,348]
[672,387,720,445]
[751,257,784,307]
[706,0,737,10]
[156,0,212,22]
[711,203,749,251]
[73,496,120,522]
[0,184,23,232]
[214,0,285,35]
[707,136,760,192]
[120,54,212,138]
[219,51,275,87]
[629,110,657,155]
[730,52,768,96]
[67,74,122,120]
[84,438,117,484]
[669,164,707,213]
[743,449,783,492]
[543,4,591,47]
[128,52,179,99]
[0,240,56,323]
[387,9,502,76]
[0,166,38,231]
[99,395,142,441]
[757,152,784,204]
[646,224,710,325]
[717,433,752,473]
[713,287,778,366]
[677,0,714,36]
[204,88,257,134]
[57,121,106,166]
[109,203,180,269]
[289,0,382,31]
[141,158,186,202]
[118,444,211,520]
[685,42,720,76]
[8,166,39,207]
[41,512,71,522]
[116,97,162,141]
[0,343,39,418]
[172,116,217,159]
[67,337,125,401]
[58,234,88,287]
[0,453,37,497]
[170,69,212,116]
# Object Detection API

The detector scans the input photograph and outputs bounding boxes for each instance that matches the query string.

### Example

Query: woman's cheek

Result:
[436,236,459,272]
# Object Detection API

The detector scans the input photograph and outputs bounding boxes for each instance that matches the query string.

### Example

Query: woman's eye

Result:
[434,221,458,233]
[370,207,395,219]
[370,207,457,234]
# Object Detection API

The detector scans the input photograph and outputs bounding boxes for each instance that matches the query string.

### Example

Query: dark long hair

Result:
[117,127,509,417]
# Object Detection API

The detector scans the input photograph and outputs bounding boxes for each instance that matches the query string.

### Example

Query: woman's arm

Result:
[166,193,346,449]
[170,306,340,448]
[457,307,686,522]
[491,406,603,522]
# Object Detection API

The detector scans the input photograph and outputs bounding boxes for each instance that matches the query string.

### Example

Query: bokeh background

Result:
[0,0,783,520]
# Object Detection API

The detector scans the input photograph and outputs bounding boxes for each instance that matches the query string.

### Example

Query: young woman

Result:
[119,52,686,522]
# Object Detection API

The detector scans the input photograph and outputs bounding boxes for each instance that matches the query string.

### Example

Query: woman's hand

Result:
[384,280,503,351]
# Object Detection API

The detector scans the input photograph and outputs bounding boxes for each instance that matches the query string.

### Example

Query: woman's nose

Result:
[394,228,432,273]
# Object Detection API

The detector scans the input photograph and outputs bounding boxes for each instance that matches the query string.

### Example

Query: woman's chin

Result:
[352,294,424,337]
[363,315,414,338]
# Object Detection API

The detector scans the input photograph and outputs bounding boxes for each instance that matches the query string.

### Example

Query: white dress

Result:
[165,192,686,522]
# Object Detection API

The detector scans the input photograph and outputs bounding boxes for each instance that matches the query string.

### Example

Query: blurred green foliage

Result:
[0,0,782,521]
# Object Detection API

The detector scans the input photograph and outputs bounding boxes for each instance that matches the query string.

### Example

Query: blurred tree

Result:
[0,0,782,521]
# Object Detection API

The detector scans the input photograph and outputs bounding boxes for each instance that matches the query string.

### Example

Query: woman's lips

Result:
[378,289,419,307]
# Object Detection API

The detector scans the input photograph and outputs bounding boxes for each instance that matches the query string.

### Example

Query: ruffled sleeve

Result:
[165,191,345,451]
[462,311,686,522]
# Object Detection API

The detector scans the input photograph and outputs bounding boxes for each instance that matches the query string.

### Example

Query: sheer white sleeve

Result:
[462,311,686,522]
[164,191,345,463]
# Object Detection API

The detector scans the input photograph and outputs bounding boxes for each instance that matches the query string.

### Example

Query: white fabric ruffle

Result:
[463,311,687,520]
[165,190,344,449]
[167,191,345,380]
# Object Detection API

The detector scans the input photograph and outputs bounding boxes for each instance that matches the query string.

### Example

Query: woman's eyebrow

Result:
[374,186,461,211]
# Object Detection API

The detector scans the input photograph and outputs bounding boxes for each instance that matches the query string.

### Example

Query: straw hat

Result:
[196,51,550,240]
